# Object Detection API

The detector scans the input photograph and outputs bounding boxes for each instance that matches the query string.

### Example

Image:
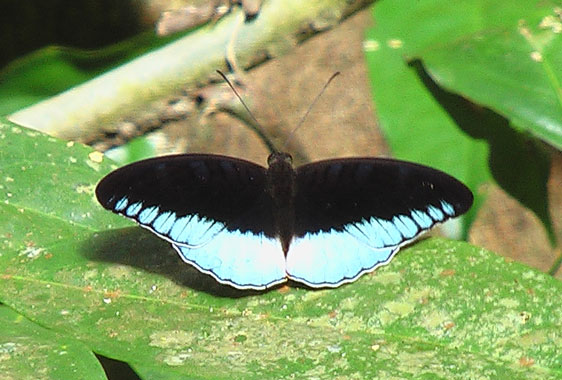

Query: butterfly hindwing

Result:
[287,158,473,287]
[286,230,397,287]
[95,154,284,289]
[173,232,285,290]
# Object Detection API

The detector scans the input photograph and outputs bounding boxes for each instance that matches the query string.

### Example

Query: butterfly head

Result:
[267,151,293,168]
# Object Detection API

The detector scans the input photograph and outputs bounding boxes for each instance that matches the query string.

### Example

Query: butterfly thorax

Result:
[266,152,297,254]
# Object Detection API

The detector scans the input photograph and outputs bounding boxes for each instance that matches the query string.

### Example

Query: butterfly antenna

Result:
[216,70,278,154]
[283,71,340,151]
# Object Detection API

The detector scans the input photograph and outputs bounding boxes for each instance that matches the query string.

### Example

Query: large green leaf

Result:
[421,3,562,149]
[0,121,561,378]
[0,305,107,380]
[365,0,558,243]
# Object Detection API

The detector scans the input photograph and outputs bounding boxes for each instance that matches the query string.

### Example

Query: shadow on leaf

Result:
[82,227,267,298]
[409,59,554,245]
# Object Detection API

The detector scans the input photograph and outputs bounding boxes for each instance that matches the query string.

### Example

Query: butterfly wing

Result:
[95,154,285,289]
[287,158,473,287]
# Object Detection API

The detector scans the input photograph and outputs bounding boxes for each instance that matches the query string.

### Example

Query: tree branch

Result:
[9,0,373,143]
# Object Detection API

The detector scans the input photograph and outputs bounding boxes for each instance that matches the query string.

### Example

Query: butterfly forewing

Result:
[293,157,472,238]
[96,154,275,236]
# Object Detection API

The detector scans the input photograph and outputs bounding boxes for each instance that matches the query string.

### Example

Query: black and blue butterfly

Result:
[96,71,472,290]
[96,148,473,290]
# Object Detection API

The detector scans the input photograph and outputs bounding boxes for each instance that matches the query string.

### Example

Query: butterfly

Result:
[95,150,473,290]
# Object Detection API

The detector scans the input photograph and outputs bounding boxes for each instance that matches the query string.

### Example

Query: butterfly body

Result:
[96,151,473,290]
[266,152,297,253]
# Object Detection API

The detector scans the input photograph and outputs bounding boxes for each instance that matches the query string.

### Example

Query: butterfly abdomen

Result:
[266,152,298,254]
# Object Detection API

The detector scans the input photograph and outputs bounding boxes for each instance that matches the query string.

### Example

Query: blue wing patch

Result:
[113,196,458,289]
[287,232,397,287]
[173,233,285,290]
[113,196,285,289]
[286,201,456,287]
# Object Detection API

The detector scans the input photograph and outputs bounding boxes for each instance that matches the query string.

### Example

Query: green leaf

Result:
[365,28,489,240]
[0,305,107,380]
[421,4,562,150]
[1,121,561,378]
[105,135,158,166]
[365,0,558,243]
